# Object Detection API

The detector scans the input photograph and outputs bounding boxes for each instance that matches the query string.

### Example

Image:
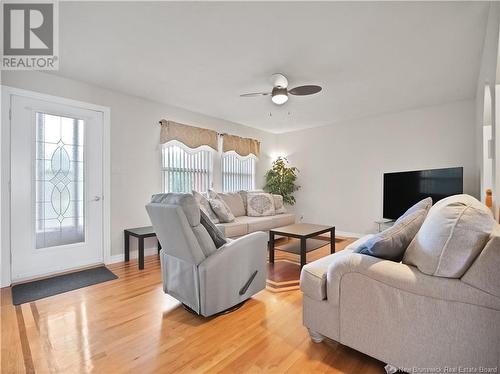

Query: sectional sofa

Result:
[300,194,500,369]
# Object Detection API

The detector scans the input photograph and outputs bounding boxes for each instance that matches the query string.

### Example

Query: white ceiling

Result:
[54,2,489,133]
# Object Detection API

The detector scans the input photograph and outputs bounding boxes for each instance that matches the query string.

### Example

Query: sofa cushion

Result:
[403,194,495,278]
[216,214,297,237]
[192,190,219,223]
[216,218,249,237]
[209,198,235,223]
[246,216,275,232]
[270,213,296,228]
[354,202,429,261]
[217,192,246,217]
[151,193,200,227]
[199,209,227,249]
[461,225,500,298]
[247,193,275,217]
[226,216,275,233]
[273,194,286,214]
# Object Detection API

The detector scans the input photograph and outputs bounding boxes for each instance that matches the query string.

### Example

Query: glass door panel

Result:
[35,112,85,249]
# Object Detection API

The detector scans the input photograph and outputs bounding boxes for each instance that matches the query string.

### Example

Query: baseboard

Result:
[106,247,159,265]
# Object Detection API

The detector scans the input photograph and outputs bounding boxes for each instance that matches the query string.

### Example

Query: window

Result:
[35,112,85,249]
[161,141,212,193]
[222,151,256,192]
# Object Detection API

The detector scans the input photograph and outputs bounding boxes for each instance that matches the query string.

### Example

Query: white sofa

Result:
[216,213,296,238]
[199,190,296,238]
[300,196,500,369]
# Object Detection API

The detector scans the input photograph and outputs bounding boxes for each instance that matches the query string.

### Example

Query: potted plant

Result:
[264,157,300,205]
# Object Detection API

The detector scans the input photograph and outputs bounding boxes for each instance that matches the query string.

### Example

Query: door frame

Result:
[1,86,111,287]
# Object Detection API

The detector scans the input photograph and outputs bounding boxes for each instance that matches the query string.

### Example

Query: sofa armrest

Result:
[299,234,374,301]
[326,253,500,310]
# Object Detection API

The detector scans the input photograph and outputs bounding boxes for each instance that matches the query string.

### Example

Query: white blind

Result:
[162,141,212,193]
[222,151,256,192]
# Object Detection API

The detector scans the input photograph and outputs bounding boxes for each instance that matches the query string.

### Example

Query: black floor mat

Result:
[12,266,118,305]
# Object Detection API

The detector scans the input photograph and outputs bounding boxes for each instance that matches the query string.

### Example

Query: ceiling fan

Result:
[240,73,322,105]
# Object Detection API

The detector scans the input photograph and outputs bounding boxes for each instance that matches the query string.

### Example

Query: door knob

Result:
[93,196,101,201]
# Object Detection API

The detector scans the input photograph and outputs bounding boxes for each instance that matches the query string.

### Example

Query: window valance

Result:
[159,119,218,151]
[222,134,260,158]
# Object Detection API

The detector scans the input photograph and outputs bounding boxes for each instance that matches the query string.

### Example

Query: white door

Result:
[10,95,104,281]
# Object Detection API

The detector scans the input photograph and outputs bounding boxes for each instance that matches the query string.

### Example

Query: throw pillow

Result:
[208,189,218,199]
[354,208,429,262]
[247,193,275,217]
[272,194,286,214]
[238,190,248,213]
[209,198,235,223]
[192,190,219,223]
[395,197,433,225]
[238,190,264,214]
[217,192,246,217]
[403,194,495,278]
[199,209,227,249]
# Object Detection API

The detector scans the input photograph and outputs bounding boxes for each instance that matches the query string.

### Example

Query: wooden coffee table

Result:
[269,223,336,268]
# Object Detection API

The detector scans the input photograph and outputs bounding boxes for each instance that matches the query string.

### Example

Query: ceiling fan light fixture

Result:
[271,87,288,105]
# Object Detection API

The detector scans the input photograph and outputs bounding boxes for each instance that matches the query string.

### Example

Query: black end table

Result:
[269,223,335,268]
[124,226,161,270]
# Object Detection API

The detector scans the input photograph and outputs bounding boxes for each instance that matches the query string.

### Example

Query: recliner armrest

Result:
[326,253,500,310]
[218,231,267,253]
[200,231,267,272]
[197,231,268,316]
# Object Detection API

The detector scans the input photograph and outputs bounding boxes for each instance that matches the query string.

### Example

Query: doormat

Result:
[12,266,118,305]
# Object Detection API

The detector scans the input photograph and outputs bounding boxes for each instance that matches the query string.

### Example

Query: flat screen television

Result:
[383,167,463,220]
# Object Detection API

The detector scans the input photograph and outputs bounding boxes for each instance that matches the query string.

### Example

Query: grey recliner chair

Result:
[145,193,267,317]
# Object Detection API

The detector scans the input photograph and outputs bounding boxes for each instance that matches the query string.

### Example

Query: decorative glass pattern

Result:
[35,112,85,249]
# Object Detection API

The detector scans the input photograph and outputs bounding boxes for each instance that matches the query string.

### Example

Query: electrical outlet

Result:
[300,214,304,222]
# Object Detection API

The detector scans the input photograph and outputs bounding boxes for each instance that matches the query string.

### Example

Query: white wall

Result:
[276,100,478,235]
[0,71,277,258]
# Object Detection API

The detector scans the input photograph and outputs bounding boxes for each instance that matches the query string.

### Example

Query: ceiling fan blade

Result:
[240,92,271,97]
[288,85,322,96]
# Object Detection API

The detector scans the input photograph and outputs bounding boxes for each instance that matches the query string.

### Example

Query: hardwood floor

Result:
[266,236,357,292]
[1,255,385,374]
